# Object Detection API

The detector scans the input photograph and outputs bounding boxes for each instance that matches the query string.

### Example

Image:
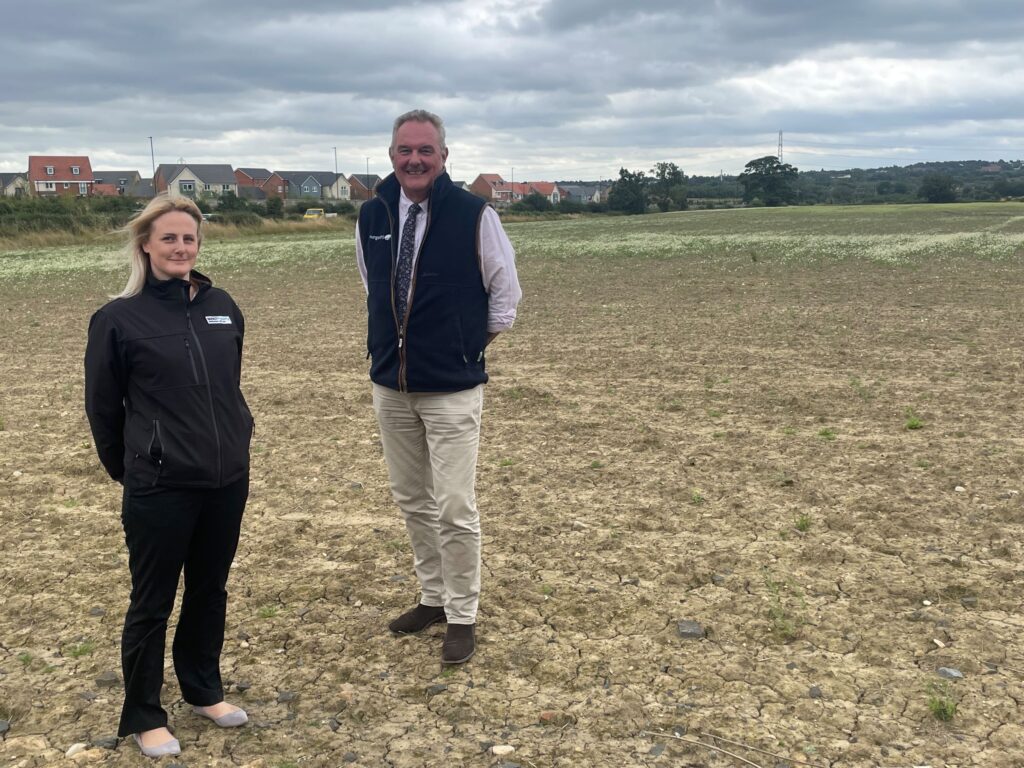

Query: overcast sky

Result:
[3,0,1022,181]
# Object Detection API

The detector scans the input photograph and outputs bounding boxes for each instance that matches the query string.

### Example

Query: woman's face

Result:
[144,210,199,281]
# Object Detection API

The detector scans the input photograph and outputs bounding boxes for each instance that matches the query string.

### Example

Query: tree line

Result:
[606,157,1024,214]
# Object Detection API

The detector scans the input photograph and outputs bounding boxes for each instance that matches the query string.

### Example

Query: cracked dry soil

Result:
[2,245,1024,767]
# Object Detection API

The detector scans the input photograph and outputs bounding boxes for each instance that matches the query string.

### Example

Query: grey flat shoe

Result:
[193,704,248,727]
[132,732,181,758]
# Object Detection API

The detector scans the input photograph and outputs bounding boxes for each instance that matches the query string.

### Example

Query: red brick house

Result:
[235,167,272,188]
[348,174,382,201]
[261,172,287,200]
[28,155,94,197]
[470,173,505,202]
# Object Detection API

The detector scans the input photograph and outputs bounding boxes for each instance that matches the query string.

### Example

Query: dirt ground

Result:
[1,234,1024,767]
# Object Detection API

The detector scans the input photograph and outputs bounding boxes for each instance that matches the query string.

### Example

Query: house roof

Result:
[93,170,141,185]
[0,172,26,186]
[349,173,382,189]
[156,164,236,185]
[275,171,341,187]
[528,181,560,195]
[239,186,267,200]
[237,167,273,179]
[129,179,155,198]
[561,184,600,198]
[28,155,94,182]
[476,173,504,186]
[495,181,531,196]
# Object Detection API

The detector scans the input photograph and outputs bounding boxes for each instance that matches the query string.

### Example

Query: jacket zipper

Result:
[184,284,223,485]
[383,202,407,392]
[184,338,199,383]
[391,198,431,393]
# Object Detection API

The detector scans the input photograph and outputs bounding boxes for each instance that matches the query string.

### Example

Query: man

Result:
[356,109,522,664]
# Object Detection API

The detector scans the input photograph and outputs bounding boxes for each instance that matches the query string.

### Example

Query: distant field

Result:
[2,203,1024,766]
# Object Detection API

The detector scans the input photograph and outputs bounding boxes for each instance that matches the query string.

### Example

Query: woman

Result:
[84,195,254,758]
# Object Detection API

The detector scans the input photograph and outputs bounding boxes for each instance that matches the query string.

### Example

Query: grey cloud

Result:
[1,1,1022,177]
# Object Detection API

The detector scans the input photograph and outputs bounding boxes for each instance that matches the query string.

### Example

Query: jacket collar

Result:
[144,267,213,302]
[376,171,452,214]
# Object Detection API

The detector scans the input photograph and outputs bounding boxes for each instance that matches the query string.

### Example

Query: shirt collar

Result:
[398,188,428,217]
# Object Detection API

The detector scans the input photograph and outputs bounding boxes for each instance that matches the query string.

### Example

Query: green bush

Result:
[0,196,130,235]
[510,193,553,213]
[264,197,284,219]
[556,199,585,214]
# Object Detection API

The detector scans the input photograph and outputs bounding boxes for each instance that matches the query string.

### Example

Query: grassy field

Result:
[1,202,1024,767]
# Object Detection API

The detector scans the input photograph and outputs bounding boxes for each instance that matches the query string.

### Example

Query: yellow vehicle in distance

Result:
[303,208,326,220]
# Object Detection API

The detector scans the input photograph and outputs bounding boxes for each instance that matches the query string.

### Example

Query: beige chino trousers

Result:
[372,383,484,624]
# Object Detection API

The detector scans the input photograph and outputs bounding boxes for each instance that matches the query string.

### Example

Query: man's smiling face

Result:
[389,119,448,203]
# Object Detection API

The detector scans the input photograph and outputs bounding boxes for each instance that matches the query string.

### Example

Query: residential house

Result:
[470,173,504,202]
[130,178,156,199]
[235,168,272,200]
[349,173,382,201]
[327,173,351,200]
[526,181,565,205]
[261,172,288,200]
[0,172,28,197]
[93,170,142,197]
[470,174,544,206]
[235,167,272,189]
[560,184,602,204]
[154,164,237,199]
[28,155,94,196]
[274,171,351,200]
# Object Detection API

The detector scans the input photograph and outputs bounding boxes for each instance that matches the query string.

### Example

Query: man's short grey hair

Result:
[392,109,447,150]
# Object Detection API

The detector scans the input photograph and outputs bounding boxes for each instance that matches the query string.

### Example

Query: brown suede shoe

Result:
[441,623,476,664]
[388,603,447,635]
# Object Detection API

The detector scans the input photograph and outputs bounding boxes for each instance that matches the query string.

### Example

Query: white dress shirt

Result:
[356,188,522,333]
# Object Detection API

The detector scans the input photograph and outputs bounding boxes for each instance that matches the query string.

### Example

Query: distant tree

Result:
[830,181,857,205]
[917,173,957,203]
[264,197,284,218]
[649,162,688,212]
[994,178,1024,197]
[607,167,647,214]
[738,156,798,206]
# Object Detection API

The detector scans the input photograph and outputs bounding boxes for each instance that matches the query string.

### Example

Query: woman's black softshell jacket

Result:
[84,270,253,488]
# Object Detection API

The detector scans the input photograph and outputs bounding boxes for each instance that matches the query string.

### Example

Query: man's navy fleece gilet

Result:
[360,172,490,393]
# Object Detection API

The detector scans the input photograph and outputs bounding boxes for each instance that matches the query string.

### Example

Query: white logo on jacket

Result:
[206,316,232,325]
[369,234,391,241]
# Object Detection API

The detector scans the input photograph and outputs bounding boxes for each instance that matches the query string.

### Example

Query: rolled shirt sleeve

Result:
[478,207,522,333]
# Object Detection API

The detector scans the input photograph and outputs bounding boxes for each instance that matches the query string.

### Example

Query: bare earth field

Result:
[1,203,1024,767]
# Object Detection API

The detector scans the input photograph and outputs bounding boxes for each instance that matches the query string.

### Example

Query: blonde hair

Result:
[391,109,447,151]
[114,194,203,299]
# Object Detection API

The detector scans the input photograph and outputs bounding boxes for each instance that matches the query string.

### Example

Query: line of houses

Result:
[1,156,611,208]
[469,174,610,206]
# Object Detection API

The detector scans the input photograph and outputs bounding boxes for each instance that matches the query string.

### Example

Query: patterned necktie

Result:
[394,202,421,326]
